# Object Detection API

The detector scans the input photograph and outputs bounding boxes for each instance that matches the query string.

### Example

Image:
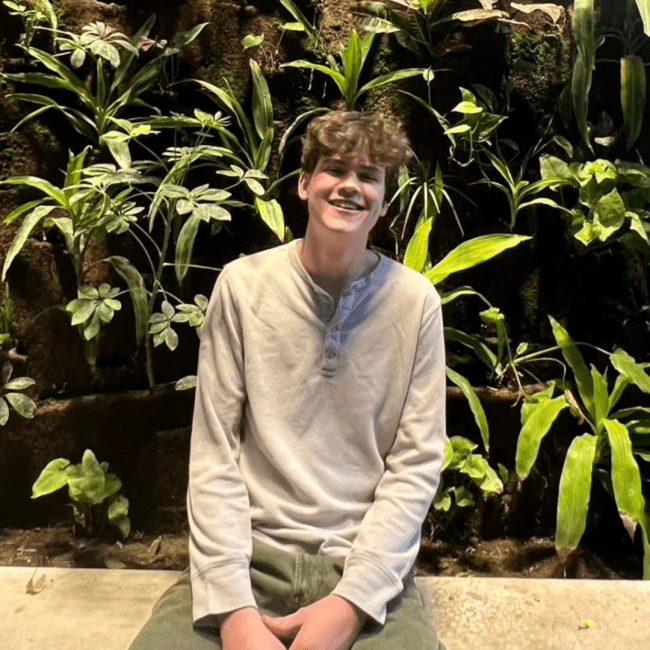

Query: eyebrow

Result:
[323,158,383,173]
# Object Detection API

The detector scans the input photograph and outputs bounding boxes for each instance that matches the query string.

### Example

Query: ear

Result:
[379,199,389,218]
[298,172,310,201]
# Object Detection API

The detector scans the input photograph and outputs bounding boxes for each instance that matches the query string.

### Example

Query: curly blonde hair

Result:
[301,111,412,199]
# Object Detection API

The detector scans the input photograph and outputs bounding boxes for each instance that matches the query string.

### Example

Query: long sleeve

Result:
[187,267,255,626]
[330,288,446,625]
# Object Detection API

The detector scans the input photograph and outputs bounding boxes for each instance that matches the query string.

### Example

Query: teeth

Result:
[330,200,363,210]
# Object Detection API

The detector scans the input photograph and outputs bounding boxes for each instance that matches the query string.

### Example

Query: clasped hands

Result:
[220,594,367,650]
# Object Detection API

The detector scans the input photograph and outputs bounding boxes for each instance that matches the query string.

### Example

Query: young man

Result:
[129,111,447,650]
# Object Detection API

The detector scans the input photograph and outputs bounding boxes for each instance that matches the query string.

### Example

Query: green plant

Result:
[0,147,153,365]
[0,361,36,425]
[354,0,510,60]
[567,0,650,151]
[402,177,531,452]
[281,29,425,110]
[539,155,650,252]
[403,85,507,166]
[514,316,650,578]
[277,0,328,57]
[3,16,206,141]
[31,449,130,538]
[157,60,293,241]
[2,96,240,384]
[433,435,505,512]
[3,0,57,49]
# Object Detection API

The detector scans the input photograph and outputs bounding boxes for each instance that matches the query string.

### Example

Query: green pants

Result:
[128,537,446,649]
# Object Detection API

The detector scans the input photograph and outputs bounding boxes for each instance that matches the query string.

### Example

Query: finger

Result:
[261,612,302,637]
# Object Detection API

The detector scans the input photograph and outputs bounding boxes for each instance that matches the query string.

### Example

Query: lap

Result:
[128,540,444,650]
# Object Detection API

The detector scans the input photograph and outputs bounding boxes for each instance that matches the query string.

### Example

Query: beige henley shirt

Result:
[187,238,446,627]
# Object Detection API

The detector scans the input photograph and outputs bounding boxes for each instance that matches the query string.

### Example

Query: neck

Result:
[299,225,374,297]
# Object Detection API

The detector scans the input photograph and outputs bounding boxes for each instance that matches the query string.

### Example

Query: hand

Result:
[220,607,287,650]
[261,595,368,650]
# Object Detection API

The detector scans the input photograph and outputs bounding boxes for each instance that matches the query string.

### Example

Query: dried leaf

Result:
[25,571,47,595]
[511,3,564,23]
[148,536,162,555]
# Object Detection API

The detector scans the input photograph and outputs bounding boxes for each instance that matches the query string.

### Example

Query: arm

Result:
[187,267,257,626]
[329,287,446,625]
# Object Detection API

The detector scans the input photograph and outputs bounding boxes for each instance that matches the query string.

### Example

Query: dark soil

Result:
[0,525,642,580]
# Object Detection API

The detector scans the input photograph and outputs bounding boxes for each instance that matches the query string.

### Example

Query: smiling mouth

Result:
[328,199,365,211]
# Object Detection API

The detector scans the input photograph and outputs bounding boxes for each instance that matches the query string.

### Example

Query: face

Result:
[298,152,388,242]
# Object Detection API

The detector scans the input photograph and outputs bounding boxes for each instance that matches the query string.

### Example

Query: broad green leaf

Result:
[610,348,650,394]
[278,107,329,156]
[194,80,255,154]
[174,21,208,47]
[444,327,497,370]
[279,22,305,32]
[255,198,285,241]
[604,419,645,520]
[175,215,202,282]
[0,397,9,426]
[5,392,36,419]
[426,234,531,285]
[446,367,489,452]
[440,287,485,305]
[403,216,432,273]
[548,315,595,419]
[358,68,425,97]
[32,459,71,497]
[461,455,502,493]
[103,473,122,498]
[108,493,129,520]
[250,59,273,142]
[433,487,453,511]
[165,327,179,351]
[106,256,149,344]
[556,433,597,550]
[452,101,483,114]
[445,436,479,471]
[4,377,35,390]
[21,47,91,102]
[516,393,569,479]
[621,55,646,150]
[175,375,197,391]
[69,299,96,326]
[67,450,106,504]
[242,33,264,50]
[591,365,610,431]
[83,311,102,341]
[608,374,629,413]
[3,199,44,225]
[453,486,475,508]
[594,188,625,232]
[280,61,347,95]
[97,302,116,323]
[573,0,595,69]
[2,205,56,281]
[572,56,593,151]
[636,0,650,36]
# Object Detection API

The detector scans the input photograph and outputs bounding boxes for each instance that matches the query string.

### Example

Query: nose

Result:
[338,172,362,195]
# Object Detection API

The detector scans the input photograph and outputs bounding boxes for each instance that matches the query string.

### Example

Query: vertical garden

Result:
[0,0,648,578]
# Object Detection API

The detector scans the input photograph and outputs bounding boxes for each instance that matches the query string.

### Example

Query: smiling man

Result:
[128,111,447,650]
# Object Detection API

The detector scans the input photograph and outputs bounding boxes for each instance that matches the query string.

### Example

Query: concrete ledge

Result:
[1,567,649,649]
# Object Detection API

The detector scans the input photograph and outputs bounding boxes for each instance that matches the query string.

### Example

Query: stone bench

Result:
[2,567,649,649]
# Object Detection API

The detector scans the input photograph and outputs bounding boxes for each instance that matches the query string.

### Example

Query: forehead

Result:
[317,152,386,174]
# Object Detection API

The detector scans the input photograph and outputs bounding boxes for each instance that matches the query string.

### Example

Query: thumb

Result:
[261,610,303,638]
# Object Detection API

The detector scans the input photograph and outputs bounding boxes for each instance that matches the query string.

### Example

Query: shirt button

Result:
[325,347,337,359]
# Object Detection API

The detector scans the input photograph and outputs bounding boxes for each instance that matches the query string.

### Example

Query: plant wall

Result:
[0,0,648,576]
